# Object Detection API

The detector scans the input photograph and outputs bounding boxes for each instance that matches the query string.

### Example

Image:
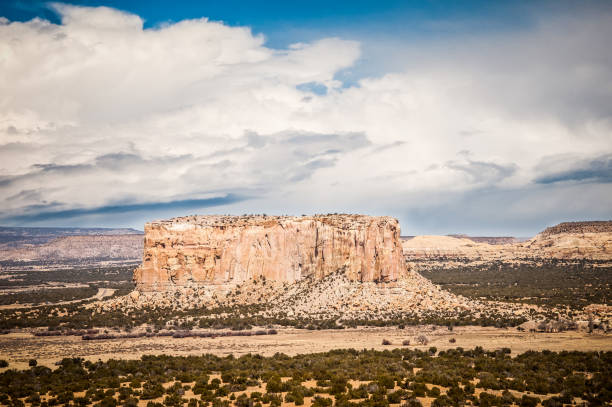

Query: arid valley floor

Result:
[2,326,612,371]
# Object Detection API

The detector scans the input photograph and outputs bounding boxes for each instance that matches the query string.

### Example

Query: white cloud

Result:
[0,3,611,234]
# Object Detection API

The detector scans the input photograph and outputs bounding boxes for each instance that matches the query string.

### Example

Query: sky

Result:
[0,1,611,236]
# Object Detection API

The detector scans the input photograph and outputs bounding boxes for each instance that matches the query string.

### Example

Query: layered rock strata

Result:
[134,214,406,291]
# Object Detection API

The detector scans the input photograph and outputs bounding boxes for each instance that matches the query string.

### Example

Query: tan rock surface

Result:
[134,214,405,291]
[523,231,612,260]
[403,221,612,263]
[402,235,501,259]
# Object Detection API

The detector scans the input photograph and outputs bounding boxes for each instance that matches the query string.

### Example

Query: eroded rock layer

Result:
[134,214,405,291]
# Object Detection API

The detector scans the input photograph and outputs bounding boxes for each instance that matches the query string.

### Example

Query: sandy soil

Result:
[1,325,611,370]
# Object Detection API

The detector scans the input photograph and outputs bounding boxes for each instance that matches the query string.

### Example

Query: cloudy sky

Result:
[0,0,611,236]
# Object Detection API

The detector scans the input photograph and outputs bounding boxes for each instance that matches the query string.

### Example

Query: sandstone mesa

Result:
[112,214,485,320]
[133,214,406,291]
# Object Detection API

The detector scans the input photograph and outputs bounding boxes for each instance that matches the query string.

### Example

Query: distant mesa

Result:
[0,226,142,249]
[112,214,476,320]
[402,234,526,244]
[0,226,143,265]
[539,221,612,236]
[402,221,612,263]
[446,234,521,245]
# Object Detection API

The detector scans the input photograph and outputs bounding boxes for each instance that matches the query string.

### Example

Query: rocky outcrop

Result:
[117,268,481,321]
[540,221,612,236]
[403,221,612,265]
[134,214,406,291]
[523,231,612,260]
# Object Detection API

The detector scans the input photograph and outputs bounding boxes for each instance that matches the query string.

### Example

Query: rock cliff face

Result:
[134,214,406,291]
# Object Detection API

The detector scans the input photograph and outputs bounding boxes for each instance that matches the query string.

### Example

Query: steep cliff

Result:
[134,214,406,291]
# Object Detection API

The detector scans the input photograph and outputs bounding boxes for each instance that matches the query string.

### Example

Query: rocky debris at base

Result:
[100,268,537,323]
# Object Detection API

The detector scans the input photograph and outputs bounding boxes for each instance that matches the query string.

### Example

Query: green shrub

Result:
[311,396,332,407]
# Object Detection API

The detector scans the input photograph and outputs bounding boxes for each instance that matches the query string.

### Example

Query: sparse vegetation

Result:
[419,260,612,309]
[0,266,134,306]
[0,348,610,406]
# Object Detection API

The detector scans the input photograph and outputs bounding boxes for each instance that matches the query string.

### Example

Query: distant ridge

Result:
[402,235,524,245]
[0,226,143,249]
[0,234,143,263]
[446,234,519,245]
[541,221,612,236]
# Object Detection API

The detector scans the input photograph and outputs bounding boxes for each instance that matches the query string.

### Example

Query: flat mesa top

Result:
[541,221,612,236]
[148,214,399,229]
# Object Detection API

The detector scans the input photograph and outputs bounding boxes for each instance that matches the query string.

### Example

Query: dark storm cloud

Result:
[1,129,372,225]
[1,194,248,223]
[535,154,612,184]
[0,151,193,191]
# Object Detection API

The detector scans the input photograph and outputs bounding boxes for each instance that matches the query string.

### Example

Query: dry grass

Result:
[1,325,611,370]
